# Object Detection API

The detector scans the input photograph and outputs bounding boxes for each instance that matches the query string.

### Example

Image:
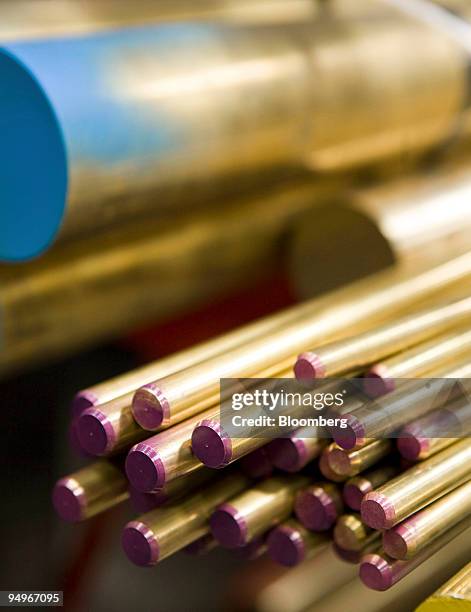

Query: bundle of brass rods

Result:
[52,251,471,603]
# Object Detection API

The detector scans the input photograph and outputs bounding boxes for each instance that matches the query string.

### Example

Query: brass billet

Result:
[291,163,471,299]
[4,180,339,380]
[5,0,471,262]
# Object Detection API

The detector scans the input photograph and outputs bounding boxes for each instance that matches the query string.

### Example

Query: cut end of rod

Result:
[191,420,232,468]
[72,390,99,418]
[382,524,414,560]
[125,444,166,492]
[210,503,248,548]
[361,492,396,530]
[295,487,341,531]
[397,434,429,461]
[122,521,160,566]
[362,365,395,398]
[326,447,352,476]
[266,437,308,473]
[77,408,117,456]
[332,415,366,450]
[343,478,371,511]
[132,384,168,431]
[294,352,326,380]
[359,554,393,591]
[52,478,86,522]
[267,525,305,567]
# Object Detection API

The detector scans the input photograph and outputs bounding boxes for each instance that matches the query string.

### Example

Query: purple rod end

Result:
[359,554,393,591]
[191,421,232,469]
[210,503,248,548]
[125,444,166,492]
[132,384,167,431]
[267,526,305,567]
[52,478,86,523]
[122,521,159,566]
[77,408,117,456]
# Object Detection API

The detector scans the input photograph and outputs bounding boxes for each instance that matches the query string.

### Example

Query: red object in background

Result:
[121,273,296,362]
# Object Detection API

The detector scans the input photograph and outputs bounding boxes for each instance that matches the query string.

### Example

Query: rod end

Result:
[191,420,232,468]
[294,352,326,380]
[122,521,160,566]
[52,478,86,523]
[210,503,248,548]
[126,443,166,492]
[361,492,396,530]
[359,554,393,591]
[132,384,167,431]
[77,408,117,456]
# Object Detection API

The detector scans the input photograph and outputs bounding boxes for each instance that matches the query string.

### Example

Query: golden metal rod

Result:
[326,440,392,477]
[383,480,471,560]
[124,407,219,491]
[290,162,471,299]
[361,439,471,529]
[334,355,471,450]
[210,475,309,548]
[360,518,471,591]
[363,326,471,398]
[295,296,471,380]
[397,394,471,461]
[343,464,401,511]
[122,470,249,565]
[52,461,128,522]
